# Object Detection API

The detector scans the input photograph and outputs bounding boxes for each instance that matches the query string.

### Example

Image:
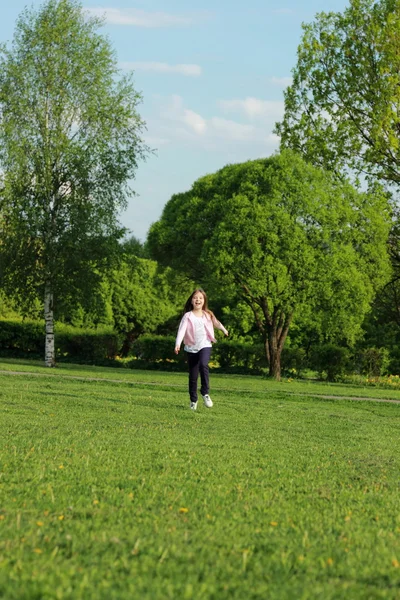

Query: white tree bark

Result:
[44,282,55,367]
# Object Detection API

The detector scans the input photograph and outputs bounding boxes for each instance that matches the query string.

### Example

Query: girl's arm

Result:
[175,314,189,353]
[212,315,229,337]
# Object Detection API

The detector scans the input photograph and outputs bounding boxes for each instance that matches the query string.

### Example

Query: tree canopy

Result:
[148,151,391,379]
[0,0,147,365]
[275,0,400,184]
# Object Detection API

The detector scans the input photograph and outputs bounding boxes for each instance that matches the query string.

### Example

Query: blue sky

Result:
[0,0,350,241]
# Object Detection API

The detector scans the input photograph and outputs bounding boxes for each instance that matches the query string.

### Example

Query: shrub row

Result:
[131,336,268,373]
[129,337,392,378]
[0,320,395,378]
[0,320,121,363]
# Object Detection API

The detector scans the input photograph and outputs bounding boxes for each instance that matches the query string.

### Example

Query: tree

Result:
[121,235,146,258]
[0,0,147,366]
[275,0,400,183]
[148,151,391,379]
[111,256,191,357]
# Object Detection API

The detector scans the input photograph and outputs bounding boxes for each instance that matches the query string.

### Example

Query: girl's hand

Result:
[225,331,229,337]
[174,346,180,355]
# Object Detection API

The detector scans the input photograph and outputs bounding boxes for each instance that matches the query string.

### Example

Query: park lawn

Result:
[1,366,400,599]
[2,357,400,401]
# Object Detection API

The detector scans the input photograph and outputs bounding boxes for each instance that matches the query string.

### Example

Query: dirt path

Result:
[2,368,400,405]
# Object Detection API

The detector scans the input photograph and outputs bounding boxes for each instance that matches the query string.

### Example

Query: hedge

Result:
[0,319,394,377]
[0,320,121,363]
[130,335,267,373]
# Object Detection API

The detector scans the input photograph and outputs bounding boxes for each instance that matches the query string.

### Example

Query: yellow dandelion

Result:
[0,515,5,521]
[179,507,189,513]
[33,548,42,554]
[58,515,64,521]
[327,558,334,566]
[270,521,278,526]
[58,465,64,469]
[43,510,49,516]
[36,521,44,527]
[93,499,99,505]
[128,493,134,499]
[345,515,351,522]
[393,559,400,568]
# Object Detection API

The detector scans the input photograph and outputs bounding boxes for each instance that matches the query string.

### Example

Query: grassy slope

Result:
[1,362,400,598]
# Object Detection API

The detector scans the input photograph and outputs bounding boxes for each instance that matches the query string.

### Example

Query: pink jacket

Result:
[175,311,228,348]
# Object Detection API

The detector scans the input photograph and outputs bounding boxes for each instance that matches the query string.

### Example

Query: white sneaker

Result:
[190,401,198,410]
[202,394,213,408]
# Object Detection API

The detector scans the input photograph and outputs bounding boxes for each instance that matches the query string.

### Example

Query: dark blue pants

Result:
[186,347,212,403]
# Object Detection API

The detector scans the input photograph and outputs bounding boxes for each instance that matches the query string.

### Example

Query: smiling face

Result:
[191,291,205,311]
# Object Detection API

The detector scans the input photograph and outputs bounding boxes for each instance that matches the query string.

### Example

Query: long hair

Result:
[183,288,214,319]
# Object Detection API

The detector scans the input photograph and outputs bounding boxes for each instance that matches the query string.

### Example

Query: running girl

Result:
[175,288,228,410]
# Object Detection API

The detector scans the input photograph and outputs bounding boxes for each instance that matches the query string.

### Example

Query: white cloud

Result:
[183,109,207,134]
[154,95,279,150]
[119,62,202,77]
[210,118,255,141]
[270,76,292,88]
[219,97,284,120]
[85,8,194,27]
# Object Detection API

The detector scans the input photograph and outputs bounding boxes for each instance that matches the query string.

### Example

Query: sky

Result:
[0,0,350,241]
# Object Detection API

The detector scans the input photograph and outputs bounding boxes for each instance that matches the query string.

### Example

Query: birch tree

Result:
[0,0,146,366]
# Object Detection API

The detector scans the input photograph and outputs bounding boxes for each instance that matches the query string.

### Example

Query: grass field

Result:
[1,360,400,599]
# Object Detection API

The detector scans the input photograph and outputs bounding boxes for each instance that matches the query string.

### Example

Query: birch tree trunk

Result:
[44,281,55,367]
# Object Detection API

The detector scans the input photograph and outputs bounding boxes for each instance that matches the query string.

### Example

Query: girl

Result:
[175,288,228,410]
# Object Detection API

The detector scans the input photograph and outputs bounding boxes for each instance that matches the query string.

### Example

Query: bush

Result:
[385,345,400,377]
[309,343,352,381]
[129,335,267,374]
[213,339,267,373]
[56,328,122,363]
[0,320,121,363]
[131,335,186,367]
[354,347,390,377]
[0,320,44,357]
[281,347,307,376]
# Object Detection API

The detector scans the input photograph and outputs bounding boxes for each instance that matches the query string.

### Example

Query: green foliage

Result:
[120,235,146,258]
[148,151,391,379]
[0,320,44,356]
[131,334,185,367]
[0,0,147,358]
[2,366,400,598]
[56,327,122,363]
[276,0,400,182]
[280,346,307,376]
[355,346,391,377]
[213,339,267,373]
[131,335,267,374]
[110,256,191,356]
[310,343,352,381]
[0,320,120,362]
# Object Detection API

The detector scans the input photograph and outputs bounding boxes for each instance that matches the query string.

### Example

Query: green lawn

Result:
[1,361,400,599]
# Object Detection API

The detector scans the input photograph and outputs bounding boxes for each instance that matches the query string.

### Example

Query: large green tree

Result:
[0,0,146,366]
[275,0,400,182]
[148,152,391,379]
[275,0,400,355]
